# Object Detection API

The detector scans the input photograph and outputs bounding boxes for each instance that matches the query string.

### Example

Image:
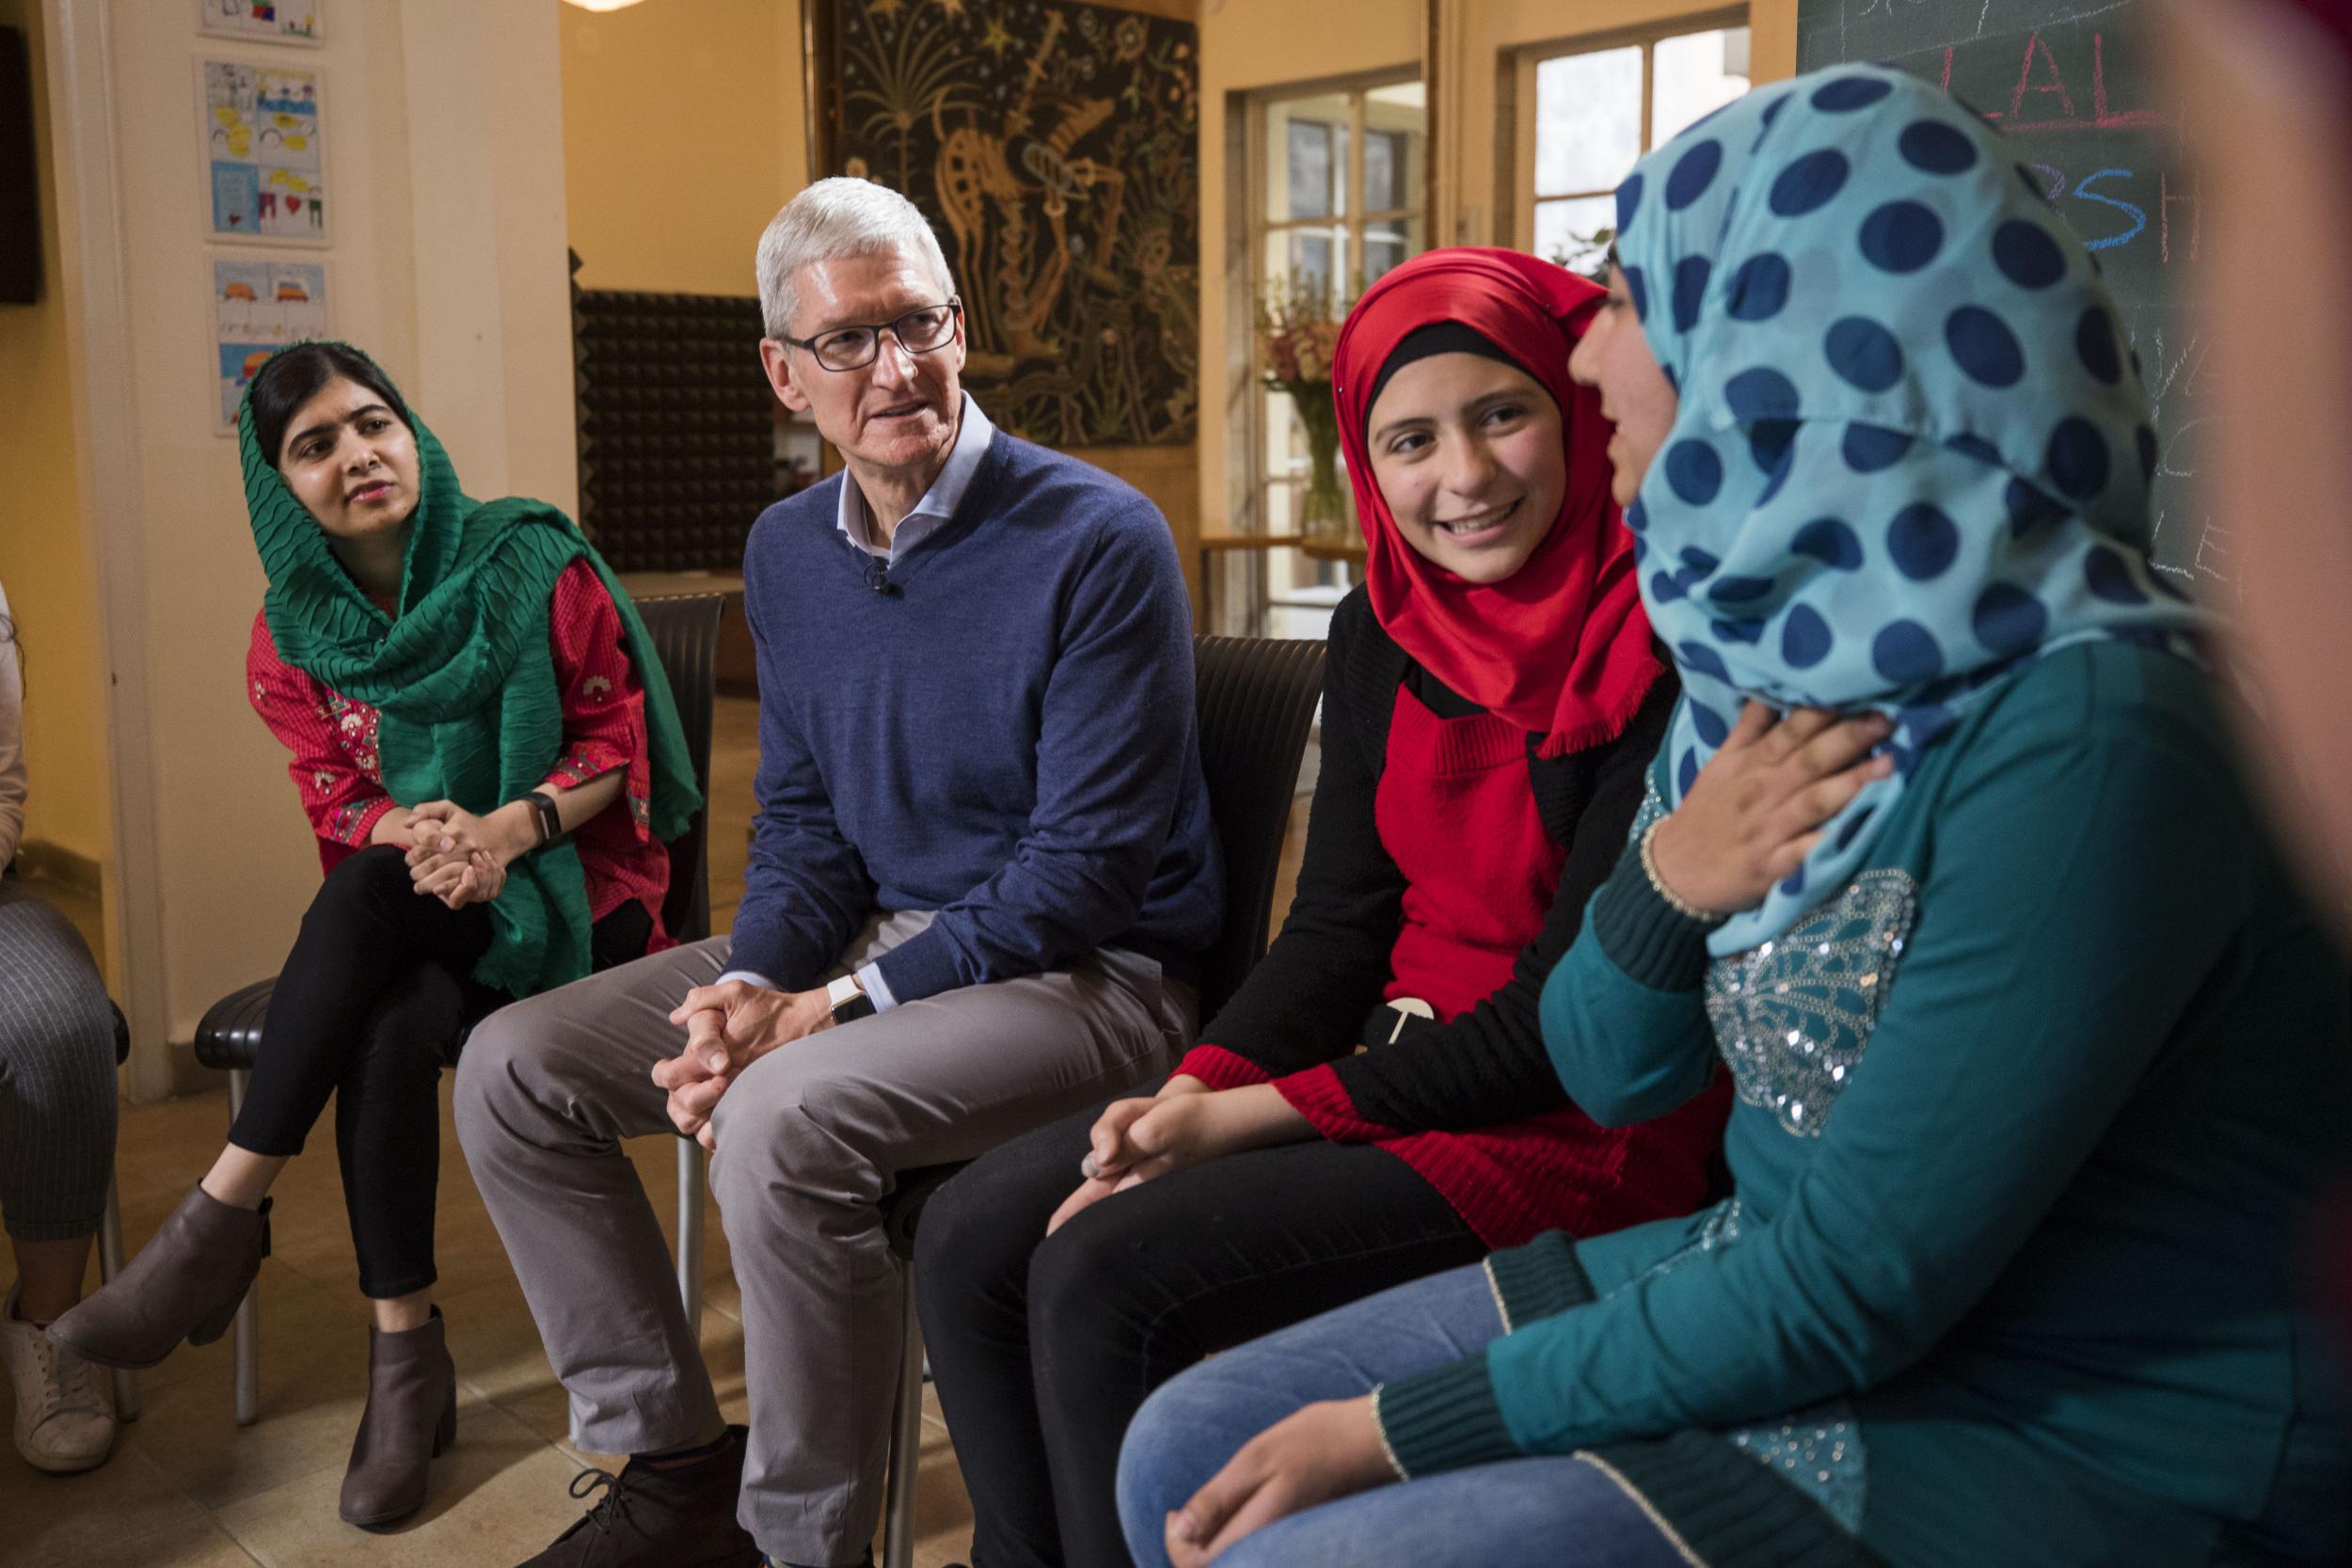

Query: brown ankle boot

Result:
[340,1307,457,1528]
[47,1185,269,1370]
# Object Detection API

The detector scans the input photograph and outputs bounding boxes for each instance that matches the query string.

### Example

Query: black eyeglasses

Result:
[779,299,962,372]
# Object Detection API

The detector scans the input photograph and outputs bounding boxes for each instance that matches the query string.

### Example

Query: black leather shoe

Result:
[516,1424,760,1567]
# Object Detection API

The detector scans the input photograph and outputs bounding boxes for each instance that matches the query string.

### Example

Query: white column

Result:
[400,0,576,511]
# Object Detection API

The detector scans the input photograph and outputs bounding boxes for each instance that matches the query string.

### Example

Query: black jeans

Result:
[914,1084,1488,1568]
[228,845,650,1298]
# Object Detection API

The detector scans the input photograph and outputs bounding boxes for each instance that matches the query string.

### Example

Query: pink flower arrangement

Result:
[1254,274,1352,540]
[1257,277,1344,389]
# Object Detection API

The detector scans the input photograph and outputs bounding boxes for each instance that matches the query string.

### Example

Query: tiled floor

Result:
[7,693,1311,1568]
[4,1089,976,1568]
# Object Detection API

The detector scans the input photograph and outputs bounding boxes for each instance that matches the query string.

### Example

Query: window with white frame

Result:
[1520,18,1751,275]
[1248,78,1426,546]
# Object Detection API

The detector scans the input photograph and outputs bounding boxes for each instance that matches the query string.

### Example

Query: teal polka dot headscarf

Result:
[1617,62,2203,954]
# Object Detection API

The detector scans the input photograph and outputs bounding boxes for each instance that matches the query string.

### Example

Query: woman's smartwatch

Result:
[522,788,564,850]
[826,973,877,1026]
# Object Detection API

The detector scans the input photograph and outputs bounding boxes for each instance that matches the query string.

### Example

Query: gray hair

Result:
[755,178,957,341]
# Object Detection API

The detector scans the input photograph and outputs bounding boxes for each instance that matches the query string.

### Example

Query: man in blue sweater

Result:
[458,179,1222,1568]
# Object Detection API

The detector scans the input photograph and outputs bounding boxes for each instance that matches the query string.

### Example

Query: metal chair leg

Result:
[675,1135,705,1327]
[97,1176,138,1421]
[881,1263,924,1568]
[225,1069,259,1427]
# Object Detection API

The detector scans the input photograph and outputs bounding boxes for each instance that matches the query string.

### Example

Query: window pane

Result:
[1363,217,1419,284]
[1296,233,1334,295]
[1366,129,1410,212]
[1287,121,1334,219]
[1364,131,1395,214]
[1263,482,1296,536]
[1263,228,1343,305]
[1534,196,1617,278]
[1534,45,1642,198]
[1652,28,1751,146]
[1363,83,1425,224]
[1265,92,1351,225]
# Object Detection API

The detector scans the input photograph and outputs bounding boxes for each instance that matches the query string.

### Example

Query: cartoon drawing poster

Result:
[197,0,323,44]
[213,258,327,431]
[201,60,326,244]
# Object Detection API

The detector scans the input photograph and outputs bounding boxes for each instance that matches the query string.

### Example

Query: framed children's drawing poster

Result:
[212,256,328,432]
[198,0,324,46]
[199,59,327,245]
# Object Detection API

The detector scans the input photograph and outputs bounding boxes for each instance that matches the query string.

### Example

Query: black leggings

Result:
[228,845,650,1299]
[914,1085,1489,1568]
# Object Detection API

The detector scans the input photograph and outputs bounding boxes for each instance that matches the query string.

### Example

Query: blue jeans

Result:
[1116,1261,1689,1568]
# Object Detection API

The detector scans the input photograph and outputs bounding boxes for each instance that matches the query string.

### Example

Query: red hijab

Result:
[1332,247,1660,755]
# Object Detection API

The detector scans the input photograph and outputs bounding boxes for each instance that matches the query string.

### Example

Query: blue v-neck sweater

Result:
[729,433,1222,1003]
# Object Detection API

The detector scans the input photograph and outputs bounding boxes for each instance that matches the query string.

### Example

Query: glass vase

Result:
[1289,383,1351,545]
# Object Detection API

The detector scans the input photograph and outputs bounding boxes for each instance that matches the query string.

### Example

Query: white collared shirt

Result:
[833,392,996,565]
[715,394,996,1012]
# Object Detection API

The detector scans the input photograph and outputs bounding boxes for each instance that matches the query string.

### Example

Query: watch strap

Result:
[523,789,564,849]
[826,973,876,1025]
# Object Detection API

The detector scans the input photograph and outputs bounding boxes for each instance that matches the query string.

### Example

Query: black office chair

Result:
[189,593,724,1425]
[872,633,1327,1568]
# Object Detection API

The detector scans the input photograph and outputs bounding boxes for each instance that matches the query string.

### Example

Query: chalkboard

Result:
[1796,0,2218,587]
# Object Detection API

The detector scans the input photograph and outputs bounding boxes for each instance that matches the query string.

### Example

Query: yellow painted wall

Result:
[1193,0,1799,540]
[0,0,109,870]
[559,0,808,296]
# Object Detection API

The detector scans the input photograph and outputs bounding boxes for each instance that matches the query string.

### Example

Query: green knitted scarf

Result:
[240,344,701,997]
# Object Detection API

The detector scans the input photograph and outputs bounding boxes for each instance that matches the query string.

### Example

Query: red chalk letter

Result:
[2010,32,2079,124]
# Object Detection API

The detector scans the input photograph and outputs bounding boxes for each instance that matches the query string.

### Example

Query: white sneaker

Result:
[3,1284,117,1473]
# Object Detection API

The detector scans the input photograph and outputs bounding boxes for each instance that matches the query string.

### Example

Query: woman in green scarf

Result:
[52,342,700,1528]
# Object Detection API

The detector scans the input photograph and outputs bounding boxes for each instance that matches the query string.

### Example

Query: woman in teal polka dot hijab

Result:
[1613,62,2201,953]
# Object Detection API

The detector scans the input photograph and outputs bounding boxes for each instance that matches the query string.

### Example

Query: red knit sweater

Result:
[1179,685,1726,1249]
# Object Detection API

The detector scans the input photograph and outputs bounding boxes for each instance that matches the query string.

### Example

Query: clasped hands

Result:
[651,981,834,1150]
[394,799,535,911]
[1044,1077,1305,1237]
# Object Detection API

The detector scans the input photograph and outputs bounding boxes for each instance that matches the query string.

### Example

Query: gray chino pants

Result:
[453,911,1195,1566]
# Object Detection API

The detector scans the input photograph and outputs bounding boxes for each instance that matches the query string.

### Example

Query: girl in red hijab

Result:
[914,248,1730,1568]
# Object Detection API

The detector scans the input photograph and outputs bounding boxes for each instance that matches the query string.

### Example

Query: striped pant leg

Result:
[0,877,117,1243]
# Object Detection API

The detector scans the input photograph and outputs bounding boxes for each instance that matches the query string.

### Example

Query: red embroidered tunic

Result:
[1179,684,1726,1250]
[246,560,673,948]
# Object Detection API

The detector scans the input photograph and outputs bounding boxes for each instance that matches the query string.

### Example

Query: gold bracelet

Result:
[1640,819,1726,926]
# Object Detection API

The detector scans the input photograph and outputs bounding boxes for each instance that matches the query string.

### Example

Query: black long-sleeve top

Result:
[1177,583,1679,1135]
